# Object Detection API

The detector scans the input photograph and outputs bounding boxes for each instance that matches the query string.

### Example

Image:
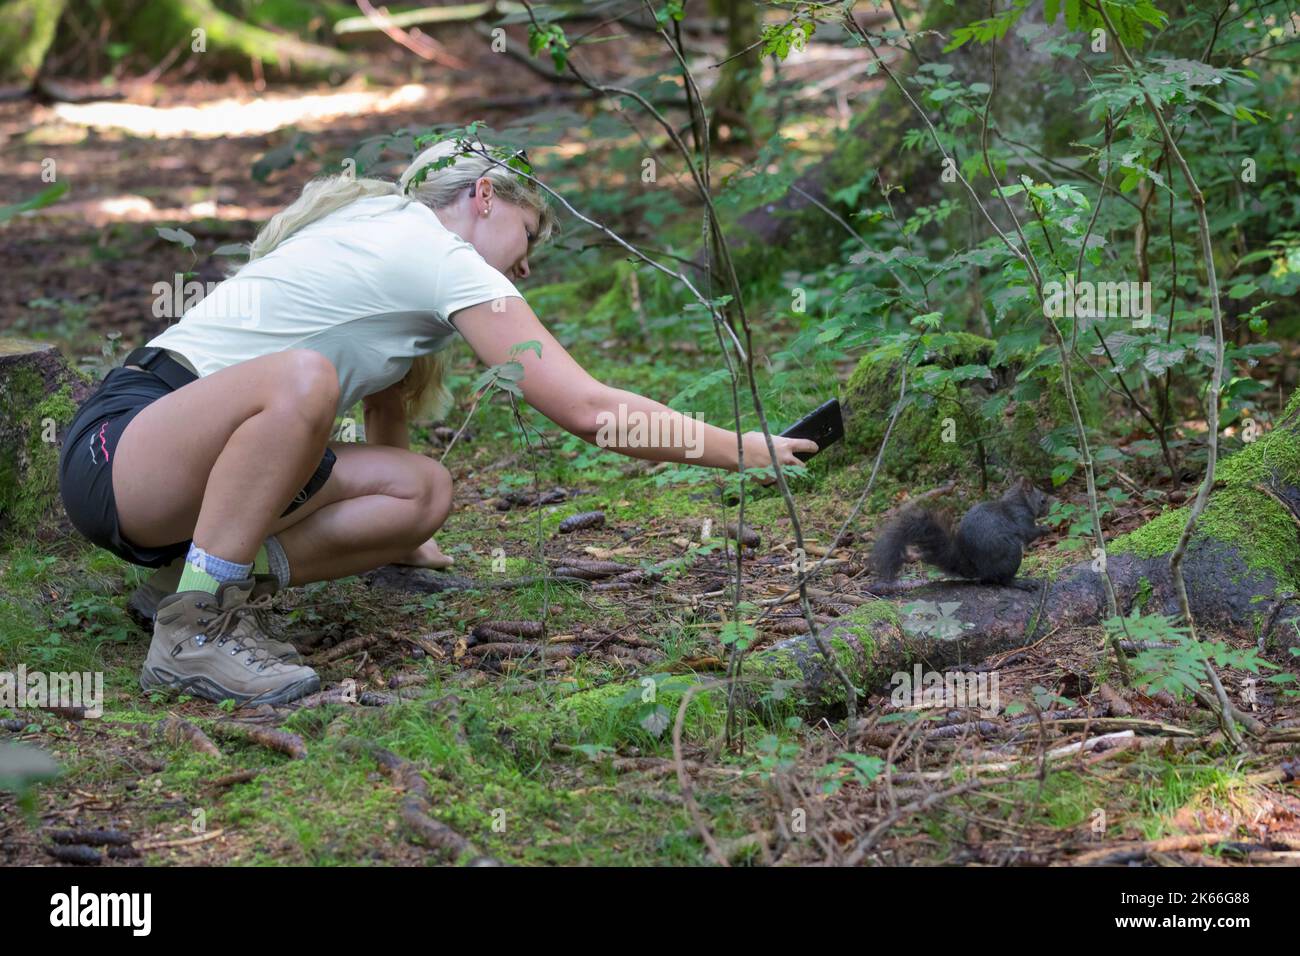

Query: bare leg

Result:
[113,349,341,563]
[113,350,454,587]
[260,442,453,584]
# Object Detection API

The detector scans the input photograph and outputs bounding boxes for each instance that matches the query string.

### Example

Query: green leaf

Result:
[155,226,196,249]
[252,133,310,182]
[495,361,524,382]
[0,181,69,224]
[719,621,756,652]
[668,367,731,410]
[508,340,543,360]
[571,743,615,761]
[639,704,670,737]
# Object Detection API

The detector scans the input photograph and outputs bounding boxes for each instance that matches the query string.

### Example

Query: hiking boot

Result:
[140,578,319,707]
[126,558,184,626]
[128,561,301,663]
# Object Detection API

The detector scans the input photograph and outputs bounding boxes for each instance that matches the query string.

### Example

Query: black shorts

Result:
[58,364,336,569]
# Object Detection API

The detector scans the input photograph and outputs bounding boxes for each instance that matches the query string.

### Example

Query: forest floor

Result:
[2,68,1299,867]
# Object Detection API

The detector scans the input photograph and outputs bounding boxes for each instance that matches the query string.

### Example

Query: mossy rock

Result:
[839,333,1103,485]
[0,338,92,541]
[1111,387,1300,593]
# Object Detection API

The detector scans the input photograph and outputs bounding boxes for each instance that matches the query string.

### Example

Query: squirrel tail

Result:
[872,507,970,580]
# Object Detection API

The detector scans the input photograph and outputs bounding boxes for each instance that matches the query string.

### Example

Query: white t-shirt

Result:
[147,193,524,415]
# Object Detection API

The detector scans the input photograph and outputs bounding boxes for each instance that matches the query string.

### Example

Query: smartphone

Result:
[779,398,844,462]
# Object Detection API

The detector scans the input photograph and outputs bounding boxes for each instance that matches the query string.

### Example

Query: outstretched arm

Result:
[451,296,817,471]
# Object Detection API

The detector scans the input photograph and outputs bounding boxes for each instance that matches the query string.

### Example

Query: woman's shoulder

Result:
[330,195,460,247]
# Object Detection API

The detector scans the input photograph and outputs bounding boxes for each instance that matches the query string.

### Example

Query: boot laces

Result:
[201,594,280,669]
[246,590,279,634]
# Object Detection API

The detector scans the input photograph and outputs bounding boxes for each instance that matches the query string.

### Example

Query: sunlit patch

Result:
[40,193,280,226]
[50,83,438,139]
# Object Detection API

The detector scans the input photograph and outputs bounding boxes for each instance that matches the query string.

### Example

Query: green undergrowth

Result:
[898,754,1237,858]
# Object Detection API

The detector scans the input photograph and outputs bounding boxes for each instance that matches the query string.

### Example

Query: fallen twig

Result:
[158,717,222,758]
[211,722,307,760]
[311,632,384,664]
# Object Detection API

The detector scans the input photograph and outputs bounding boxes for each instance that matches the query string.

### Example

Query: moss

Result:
[0,0,64,84]
[1111,410,1300,590]
[0,362,80,536]
[1008,351,1102,447]
[839,599,900,636]
[528,259,634,325]
[1216,430,1300,487]
[1112,504,1189,559]
[1196,486,1300,589]
[553,675,724,743]
[1133,576,1153,613]
[605,482,695,526]
[96,0,349,77]
[34,386,78,428]
[843,350,945,465]
[745,601,895,711]
[842,333,997,482]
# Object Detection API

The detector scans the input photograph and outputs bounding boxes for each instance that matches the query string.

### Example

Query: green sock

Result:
[176,543,253,596]
[253,543,269,576]
[177,561,219,595]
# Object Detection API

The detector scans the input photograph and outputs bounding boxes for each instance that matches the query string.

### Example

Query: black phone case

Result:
[779,398,844,461]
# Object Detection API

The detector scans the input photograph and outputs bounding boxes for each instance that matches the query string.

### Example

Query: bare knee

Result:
[266,350,340,432]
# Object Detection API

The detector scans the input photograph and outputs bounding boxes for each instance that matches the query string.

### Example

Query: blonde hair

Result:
[245,138,559,421]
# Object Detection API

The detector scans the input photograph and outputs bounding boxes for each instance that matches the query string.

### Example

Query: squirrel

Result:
[872,478,1052,586]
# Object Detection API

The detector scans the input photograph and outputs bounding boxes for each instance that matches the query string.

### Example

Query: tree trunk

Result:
[705,0,761,146]
[716,2,1069,273]
[0,0,66,90]
[0,338,92,542]
[93,0,353,79]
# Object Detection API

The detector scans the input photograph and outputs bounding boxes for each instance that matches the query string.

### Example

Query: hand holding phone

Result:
[779,399,844,462]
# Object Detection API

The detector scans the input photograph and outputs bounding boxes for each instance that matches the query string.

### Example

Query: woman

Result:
[58,138,816,707]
